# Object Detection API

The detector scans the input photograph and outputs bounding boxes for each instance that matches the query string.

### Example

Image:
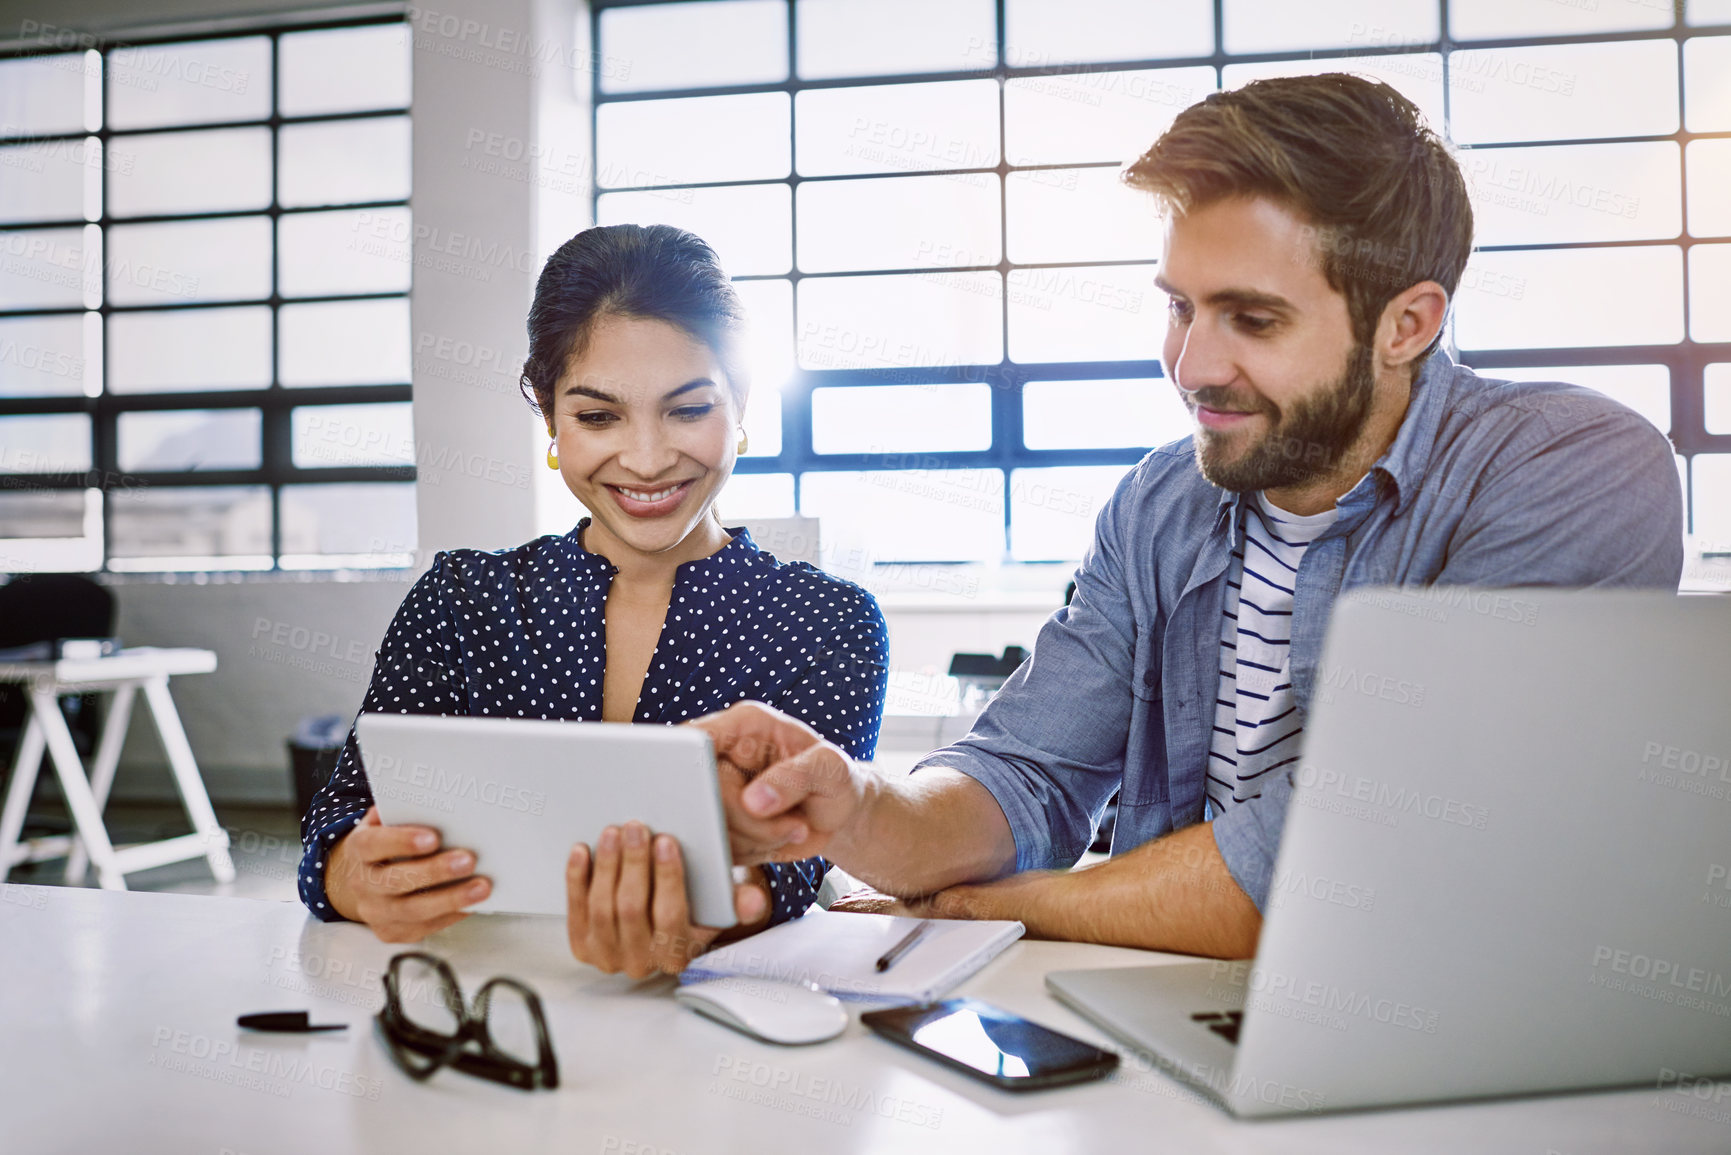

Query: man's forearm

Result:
[823,765,1019,898]
[932,822,1263,958]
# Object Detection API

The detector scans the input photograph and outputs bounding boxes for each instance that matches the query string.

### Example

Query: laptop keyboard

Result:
[1190,1010,1243,1044]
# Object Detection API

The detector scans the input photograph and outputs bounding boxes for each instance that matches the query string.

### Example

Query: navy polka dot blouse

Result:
[298,521,889,929]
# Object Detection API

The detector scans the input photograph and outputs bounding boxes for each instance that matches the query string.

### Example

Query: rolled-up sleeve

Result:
[918,465,1146,874]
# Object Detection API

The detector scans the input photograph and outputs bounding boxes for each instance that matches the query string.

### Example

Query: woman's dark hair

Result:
[519,223,747,423]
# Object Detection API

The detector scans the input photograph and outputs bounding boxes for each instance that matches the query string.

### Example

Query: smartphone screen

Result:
[861,998,1119,1091]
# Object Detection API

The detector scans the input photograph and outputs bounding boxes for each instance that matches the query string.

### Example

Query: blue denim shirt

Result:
[926,352,1685,909]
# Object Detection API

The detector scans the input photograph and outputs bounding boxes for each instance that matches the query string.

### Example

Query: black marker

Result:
[875,921,933,972]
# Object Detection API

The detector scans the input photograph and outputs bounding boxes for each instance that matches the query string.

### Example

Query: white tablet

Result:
[355,713,737,928]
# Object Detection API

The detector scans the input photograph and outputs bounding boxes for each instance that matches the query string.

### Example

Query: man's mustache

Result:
[1185,387,1275,418]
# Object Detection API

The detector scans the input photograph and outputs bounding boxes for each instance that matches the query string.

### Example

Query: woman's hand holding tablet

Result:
[324,807,492,941]
[565,821,772,979]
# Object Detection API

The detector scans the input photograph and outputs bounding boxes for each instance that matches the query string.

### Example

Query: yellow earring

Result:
[546,438,559,470]
[736,429,749,455]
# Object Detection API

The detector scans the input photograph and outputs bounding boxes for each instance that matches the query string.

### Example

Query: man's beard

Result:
[1189,342,1376,493]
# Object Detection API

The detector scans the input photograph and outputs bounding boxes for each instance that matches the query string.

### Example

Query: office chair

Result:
[0,574,117,836]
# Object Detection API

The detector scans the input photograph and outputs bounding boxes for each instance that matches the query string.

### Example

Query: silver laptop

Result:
[1048,589,1731,1116]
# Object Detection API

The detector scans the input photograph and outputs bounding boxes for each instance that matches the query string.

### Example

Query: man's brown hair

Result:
[1124,73,1473,355]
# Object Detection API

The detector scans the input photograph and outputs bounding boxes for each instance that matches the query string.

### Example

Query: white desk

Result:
[2,886,1723,1154]
[0,647,233,889]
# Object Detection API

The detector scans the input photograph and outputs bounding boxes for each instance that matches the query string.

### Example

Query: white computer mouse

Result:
[675,977,849,1045]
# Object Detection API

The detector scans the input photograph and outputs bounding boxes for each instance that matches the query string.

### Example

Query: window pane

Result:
[717,472,795,519]
[1223,55,1445,136]
[735,278,795,390]
[601,0,788,93]
[0,138,91,224]
[1485,364,1671,435]
[278,208,412,297]
[1023,378,1192,450]
[0,227,93,309]
[813,384,992,454]
[1690,243,1731,342]
[1005,67,1217,166]
[292,403,414,467]
[1689,0,1731,24]
[107,37,271,130]
[0,314,90,397]
[1010,465,1128,561]
[280,299,411,386]
[598,93,790,186]
[107,485,272,565]
[1692,454,1731,542]
[1224,0,1437,54]
[797,0,995,79]
[0,488,90,538]
[107,217,271,305]
[1688,140,1731,238]
[598,184,792,276]
[799,469,1004,562]
[1460,142,1681,247]
[1454,246,1683,349]
[107,128,272,217]
[1007,168,1162,264]
[1449,40,1678,144]
[279,117,410,209]
[1007,0,1212,64]
[796,81,998,176]
[0,413,89,473]
[117,409,260,471]
[798,273,1002,370]
[1703,364,1731,435]
[0,54,90,137]
[797,174,1000,273]
[1007,264,1160,363]
[280,482,415,559]
[280,23,409,116]
[1451,0,1674,38]
[1685,37,1731,134]
[109,306,271,392]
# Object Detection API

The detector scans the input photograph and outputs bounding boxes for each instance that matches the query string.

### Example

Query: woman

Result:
[297,224,888,977]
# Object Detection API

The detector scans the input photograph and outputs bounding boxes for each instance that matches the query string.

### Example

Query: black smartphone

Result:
[860,997,1119,1092]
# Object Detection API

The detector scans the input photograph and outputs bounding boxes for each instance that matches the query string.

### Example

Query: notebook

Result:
[682,909,1025,1004]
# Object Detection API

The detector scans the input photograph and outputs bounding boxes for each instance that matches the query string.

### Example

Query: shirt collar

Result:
[1210,346,1457,530]
[558,518,766,587]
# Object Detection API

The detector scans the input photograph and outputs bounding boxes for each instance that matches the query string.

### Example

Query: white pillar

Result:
[409,0,591,558]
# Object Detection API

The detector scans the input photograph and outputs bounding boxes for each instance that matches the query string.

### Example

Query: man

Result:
[597,73,1685,971]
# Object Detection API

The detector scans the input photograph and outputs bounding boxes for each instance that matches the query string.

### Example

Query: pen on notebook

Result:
[875,921,933,972]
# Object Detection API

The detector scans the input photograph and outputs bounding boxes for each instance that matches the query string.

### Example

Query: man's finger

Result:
[742,743,850,818]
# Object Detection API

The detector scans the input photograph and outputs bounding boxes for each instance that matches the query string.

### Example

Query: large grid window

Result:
[0,17,414,572]
[592,0,1731,567]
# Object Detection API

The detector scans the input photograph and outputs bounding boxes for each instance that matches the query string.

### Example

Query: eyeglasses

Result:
[375,952,559,1091]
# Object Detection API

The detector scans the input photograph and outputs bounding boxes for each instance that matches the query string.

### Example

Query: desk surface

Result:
[0,646,217,685]
[1,885,1722,1155]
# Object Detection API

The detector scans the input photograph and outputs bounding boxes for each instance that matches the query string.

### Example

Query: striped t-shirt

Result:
[1207,493,1338,814]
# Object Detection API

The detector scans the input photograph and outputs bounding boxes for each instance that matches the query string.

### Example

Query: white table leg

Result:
[0,715,47,879]
[29,687,127,890]
[63,683,137,886]
[141,676,234,883]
